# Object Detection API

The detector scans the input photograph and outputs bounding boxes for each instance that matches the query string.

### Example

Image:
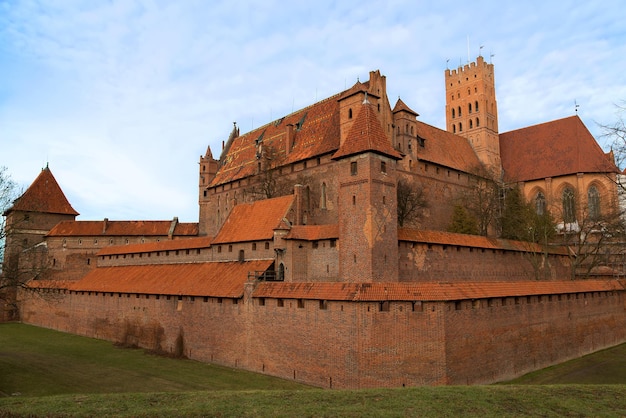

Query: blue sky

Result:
[1,0,625,222]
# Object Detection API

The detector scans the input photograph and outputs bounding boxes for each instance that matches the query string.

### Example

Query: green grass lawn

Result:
[1,323,625,417]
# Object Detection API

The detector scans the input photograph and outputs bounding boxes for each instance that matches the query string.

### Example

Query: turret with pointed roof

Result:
[4,165,78,217]
[2,166,78,287]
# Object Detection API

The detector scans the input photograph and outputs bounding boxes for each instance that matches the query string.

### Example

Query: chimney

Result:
[168,217,179,240]
[293,184,303,226]
[286,123,294,155]
[102,218,109,234]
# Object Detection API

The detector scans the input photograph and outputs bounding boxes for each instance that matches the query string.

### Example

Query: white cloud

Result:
[1,0,625,222]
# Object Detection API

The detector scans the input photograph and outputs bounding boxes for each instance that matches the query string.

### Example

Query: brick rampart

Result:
[19,284,625,388]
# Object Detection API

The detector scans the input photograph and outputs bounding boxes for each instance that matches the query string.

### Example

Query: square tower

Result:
[445,55,501,170]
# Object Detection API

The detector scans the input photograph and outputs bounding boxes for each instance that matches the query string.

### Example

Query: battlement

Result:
[446,55,492,79]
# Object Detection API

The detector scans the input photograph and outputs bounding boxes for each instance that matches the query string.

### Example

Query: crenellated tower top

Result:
[445,55,501,171]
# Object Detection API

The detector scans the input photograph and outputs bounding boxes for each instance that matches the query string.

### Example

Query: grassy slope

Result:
[1,323,625,417]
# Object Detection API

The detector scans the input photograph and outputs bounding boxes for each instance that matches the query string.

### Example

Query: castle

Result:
[2,56,625,388]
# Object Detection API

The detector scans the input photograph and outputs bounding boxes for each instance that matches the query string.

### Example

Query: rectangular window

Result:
[381,161,386,173]
[297,299,304,308]
[277,299,284,307]
[350,161,357,175]
[319,300,327,310]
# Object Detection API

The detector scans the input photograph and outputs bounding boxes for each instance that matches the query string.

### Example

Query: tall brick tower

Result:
[445,55,501,171]
[333,94,402,283]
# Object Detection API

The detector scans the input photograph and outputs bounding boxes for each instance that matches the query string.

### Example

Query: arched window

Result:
[562,187,576,223]
[348,108,353,119]
[238,249,245,262]
[459,122,463,132]
[453,124,456,133]
[535,192,546,215]
[321,182,327,209]
[468,103,472,113]
[475,101,479,111]
[476,117,480,127]
[588,185,601,220]
[469,119,473,129]
[452,108,455,118]
[278,263,285,281]
[458,106,462,117]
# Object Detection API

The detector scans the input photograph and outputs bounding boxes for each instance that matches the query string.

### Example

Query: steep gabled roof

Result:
[253,279,624,302]
[5,166,78,216]
[47,220,198,237]
[392,97,418,116]
[413,121,483,172]
[69,260,273,298]
[332,100,402,160]
[212,194,294,244]
[209,96,341,187]
[500,115,618,182]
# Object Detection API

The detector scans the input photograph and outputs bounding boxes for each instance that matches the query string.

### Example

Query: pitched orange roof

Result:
[47,220,198,237]
[332,101,402,160]
[413,121,482,172]
[97,236,213,256]
[392,97,418,116]
[209,96,341,187]
[212,195,294,244]
[253,280,624,302]
[5,166,78,216]
[500,115,618,182]
[285,224,339,240]
[68,260,273,297]
[398,228,568,255]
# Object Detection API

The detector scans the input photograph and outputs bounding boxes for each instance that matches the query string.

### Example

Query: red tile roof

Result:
[332,101,402,160]
[413,121,482,172]
[253,279,625,302]
[47,220,198,237]
[67,260,273,297]
[209,96,341,187]
[392,97,418,116]
[398,228,568,255]
[97,236,213,256]
[285,224,339,241]
[5,166,78,216]
[212,195,294,244]
[500,116,618,182]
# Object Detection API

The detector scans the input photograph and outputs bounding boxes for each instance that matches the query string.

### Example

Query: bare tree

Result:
[553,188,626,279]
[601,103,626,171]
[0,166,18,268]
[397,178,428,227]
[457,165,502,236]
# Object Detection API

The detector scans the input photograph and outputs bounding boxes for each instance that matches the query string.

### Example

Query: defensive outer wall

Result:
[20,276,626,389]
